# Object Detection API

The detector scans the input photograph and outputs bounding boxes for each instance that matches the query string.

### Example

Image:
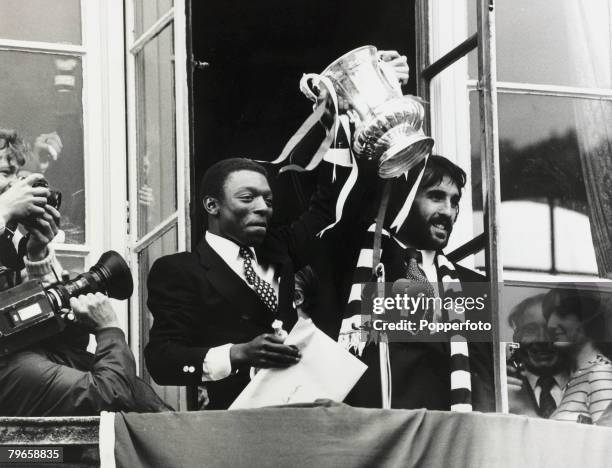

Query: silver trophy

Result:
[302,46,434,179]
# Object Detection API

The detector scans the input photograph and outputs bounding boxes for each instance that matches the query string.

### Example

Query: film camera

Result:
[0,251,133,356]
[32,177,61,211]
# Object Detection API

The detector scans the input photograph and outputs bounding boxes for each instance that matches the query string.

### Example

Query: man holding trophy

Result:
[294,46,491,412]
[145,47,485,411]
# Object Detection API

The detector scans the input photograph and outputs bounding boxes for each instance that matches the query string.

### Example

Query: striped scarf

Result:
[338,223,473,412]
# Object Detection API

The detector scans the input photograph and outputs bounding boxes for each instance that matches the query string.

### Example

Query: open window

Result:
[419,0,612,411]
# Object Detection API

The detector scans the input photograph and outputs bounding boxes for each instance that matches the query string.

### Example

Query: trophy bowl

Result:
[319,46,433,178]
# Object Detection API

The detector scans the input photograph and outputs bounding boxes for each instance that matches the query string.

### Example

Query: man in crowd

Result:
[146,158,347,409]
[0,129,170,416]
[506,294,570,418]
[344,155,495,411]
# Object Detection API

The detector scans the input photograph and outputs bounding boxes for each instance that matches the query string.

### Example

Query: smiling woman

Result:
[543,288,612,423]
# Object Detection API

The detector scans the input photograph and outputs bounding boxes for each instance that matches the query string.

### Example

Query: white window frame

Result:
[0,0,130,324]
[124,0,191,409]
[425,0,611,282]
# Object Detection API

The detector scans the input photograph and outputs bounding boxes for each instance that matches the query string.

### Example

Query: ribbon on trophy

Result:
[265,46,434,236]
[263,74,339,173]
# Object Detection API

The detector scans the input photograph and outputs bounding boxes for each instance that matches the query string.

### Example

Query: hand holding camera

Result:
[69,293,120,332]
[24,205,61,261]
[0,174,49,225]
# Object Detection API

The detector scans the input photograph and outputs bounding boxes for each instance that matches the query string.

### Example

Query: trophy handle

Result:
[299,73,322,102]
[378,60,402,94]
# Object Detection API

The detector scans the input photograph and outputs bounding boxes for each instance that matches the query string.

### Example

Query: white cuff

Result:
[202,343,234,381]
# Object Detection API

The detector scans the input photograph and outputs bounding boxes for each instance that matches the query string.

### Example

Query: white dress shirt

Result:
[201,231,279,381]
[525,371,569,407]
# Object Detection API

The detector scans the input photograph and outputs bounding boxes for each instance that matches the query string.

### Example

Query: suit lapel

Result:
[197,239,274,325]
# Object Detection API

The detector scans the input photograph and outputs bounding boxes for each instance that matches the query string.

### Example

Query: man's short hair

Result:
[420,155,467,196]
[199,158,269,201]
[508,293,546,330]
[0,129,28,167]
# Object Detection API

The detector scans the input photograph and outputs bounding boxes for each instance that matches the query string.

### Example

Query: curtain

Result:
[564,0,612,278]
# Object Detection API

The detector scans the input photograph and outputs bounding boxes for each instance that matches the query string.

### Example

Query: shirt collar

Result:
[525,370,570,390]
[205,231,257,264]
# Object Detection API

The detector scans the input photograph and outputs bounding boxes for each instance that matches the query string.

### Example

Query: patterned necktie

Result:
[404,248,436,322]
[537,375,557,418]
[239,247,278,313]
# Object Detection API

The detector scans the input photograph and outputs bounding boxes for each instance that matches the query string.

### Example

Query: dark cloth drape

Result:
[106,402,612,468]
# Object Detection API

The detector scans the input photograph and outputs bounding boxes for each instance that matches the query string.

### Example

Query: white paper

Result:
[229,318,367,410]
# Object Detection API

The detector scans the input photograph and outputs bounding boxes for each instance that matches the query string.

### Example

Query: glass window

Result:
[55,254,85,277]
[0,51,85,244]
[0,0,81,44]
[469,0,612,88]
[137,225,178,380]
[470,92,605,275]
[134,0,174,37]
[135,25,177,238]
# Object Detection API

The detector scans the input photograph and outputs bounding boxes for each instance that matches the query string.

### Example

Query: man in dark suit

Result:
[345,155,495,411]
[507,294,570,418]
[146,158,344,409]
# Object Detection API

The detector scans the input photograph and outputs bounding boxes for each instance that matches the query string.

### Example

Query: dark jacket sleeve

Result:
[0,328,171,416]
[266,161,351,270]
[145,255,210,386]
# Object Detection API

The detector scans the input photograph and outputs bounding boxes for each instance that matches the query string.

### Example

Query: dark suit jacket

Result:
[145,167,342,409]
[0,327,171,416]
[346,241,495,412]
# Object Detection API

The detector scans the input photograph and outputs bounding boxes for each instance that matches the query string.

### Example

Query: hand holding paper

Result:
[230,318,367,409]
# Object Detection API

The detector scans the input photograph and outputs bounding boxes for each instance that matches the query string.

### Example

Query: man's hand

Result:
[0,174,49,224]
[378,50,409,85]
[230,333,301,369]
[33,132,62,173]
[70,293,120,332]
[24,205,60,261]
[507,364,538,416]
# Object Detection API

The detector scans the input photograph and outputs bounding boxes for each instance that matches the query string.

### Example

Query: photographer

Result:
[0,292,172,416]
[0,130,171,415]
[0,129,62,279]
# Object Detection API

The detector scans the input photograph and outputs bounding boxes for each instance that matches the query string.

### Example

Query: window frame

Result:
[0,0,130,326]
[124,0,191,410]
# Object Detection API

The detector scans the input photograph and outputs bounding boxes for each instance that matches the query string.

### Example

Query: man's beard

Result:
[401,211,454,250]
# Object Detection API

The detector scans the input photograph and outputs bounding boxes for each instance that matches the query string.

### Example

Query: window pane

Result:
[469,0,612,88]
[134,0,173,37]
[135,25,177,238]
[470,92,605,275]
[0,51,85,244]
[0,0,81,44]
[137,225,178,384]
[55,253,85,277]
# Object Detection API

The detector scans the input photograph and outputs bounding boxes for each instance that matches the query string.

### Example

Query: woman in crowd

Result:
[544,288,612,423]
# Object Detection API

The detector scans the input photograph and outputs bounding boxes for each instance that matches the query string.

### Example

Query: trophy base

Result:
[378,133,434,179]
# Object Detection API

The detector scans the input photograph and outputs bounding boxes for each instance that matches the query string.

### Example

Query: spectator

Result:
[545,288,612,423]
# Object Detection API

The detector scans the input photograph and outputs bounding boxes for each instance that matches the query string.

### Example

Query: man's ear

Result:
[203,196,220,216]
